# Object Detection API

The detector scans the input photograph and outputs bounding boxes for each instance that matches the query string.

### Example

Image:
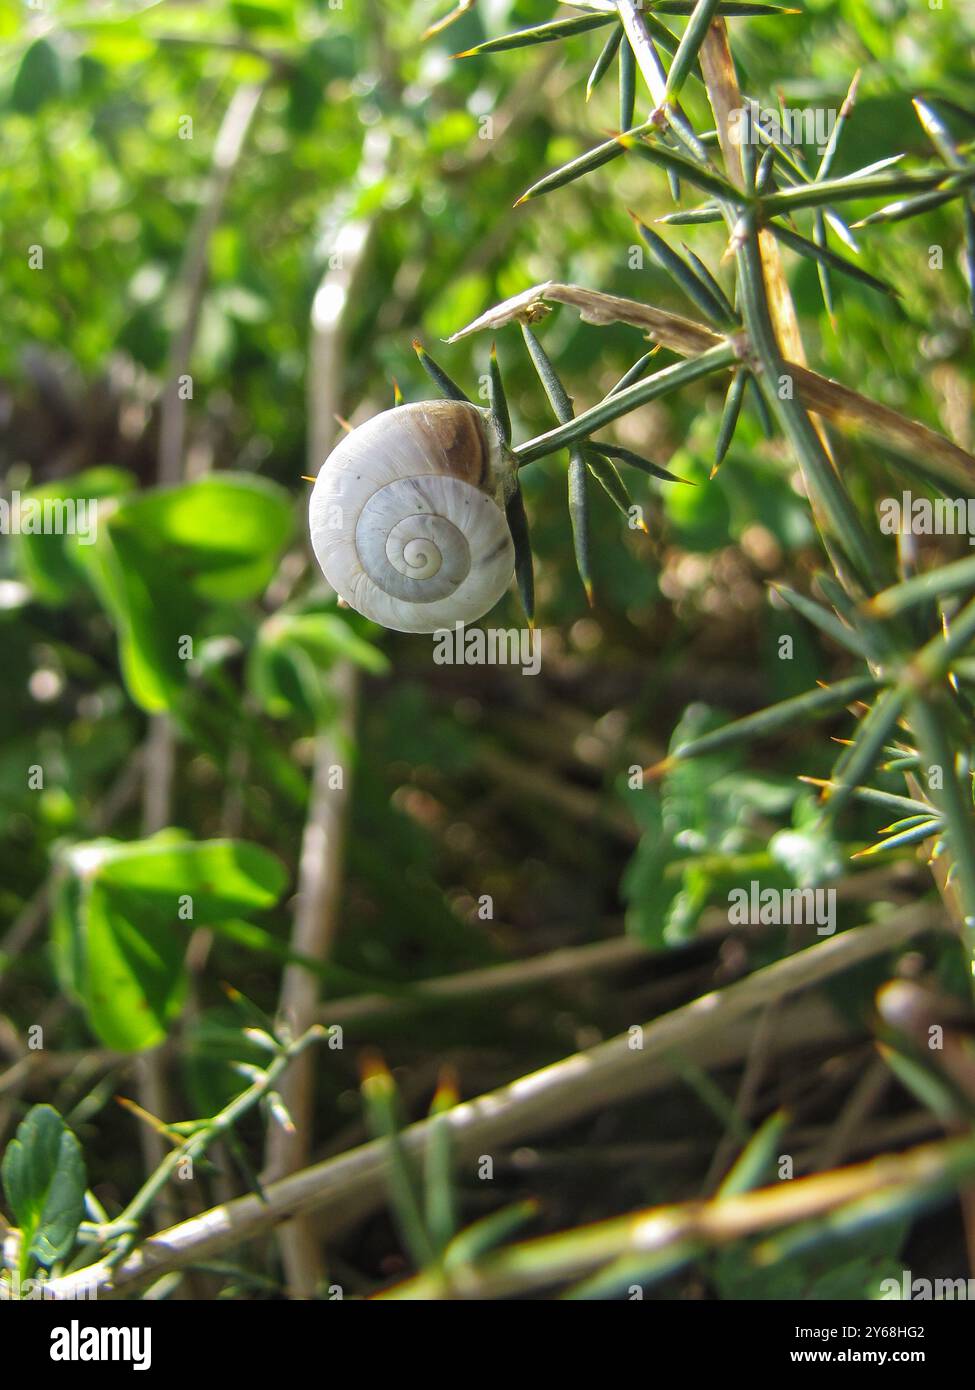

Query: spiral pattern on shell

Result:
[308,400,516,634]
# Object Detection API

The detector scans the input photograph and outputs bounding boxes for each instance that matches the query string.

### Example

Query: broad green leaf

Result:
[249,606,387,720]
[11,39,63,114]
[1,1105,86,1270]
[53,835,288,1050]
[106,475,293,603]
[77,474,293,712]
[12,467,135,605]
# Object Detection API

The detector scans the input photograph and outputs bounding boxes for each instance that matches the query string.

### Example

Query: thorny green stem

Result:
[100,1026,324,1271]
[702,75,975,965]
[732,212,889,597]
[514,341,736,464]
[906,700,975,965]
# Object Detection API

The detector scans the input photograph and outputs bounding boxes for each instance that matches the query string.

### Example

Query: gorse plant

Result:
[415,0,975,980]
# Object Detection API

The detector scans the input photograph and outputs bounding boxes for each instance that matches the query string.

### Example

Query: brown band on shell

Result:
[417,401,488,489]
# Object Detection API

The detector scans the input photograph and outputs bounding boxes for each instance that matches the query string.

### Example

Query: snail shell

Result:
[308,400,516,634]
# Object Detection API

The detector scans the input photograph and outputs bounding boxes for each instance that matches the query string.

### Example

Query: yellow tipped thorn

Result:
[431,1063,461,1112]
[583,580,595,609]
[334,413,353,434]
[842,69,862,117]
[301,475,316,484]
[513,193,530,208]
[642,754,676,783]
[359,1049,393,1087]
[115,1096,181,1144]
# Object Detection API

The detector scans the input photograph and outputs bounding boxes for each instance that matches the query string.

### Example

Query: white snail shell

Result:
[308,400,516,634]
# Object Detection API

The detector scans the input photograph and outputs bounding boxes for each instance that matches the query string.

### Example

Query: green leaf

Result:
[12,467,135,606]
[815,70,861,182]
[607,350,658,396]
[2,1105,86,1272]
[11,38,63,114]
[657,203,724,225]
[854,818,942,859]
[622,706,746,947]
[53,835,288,1050]
[769,798,843,888]
[249,607,388,720]
[77,475,293,712]
[443,1200,540,1270]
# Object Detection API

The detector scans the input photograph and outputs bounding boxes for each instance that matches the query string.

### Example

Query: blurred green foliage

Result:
[1,0,974,1300]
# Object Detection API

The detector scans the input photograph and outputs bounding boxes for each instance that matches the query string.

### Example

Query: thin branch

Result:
[157,81,265,485]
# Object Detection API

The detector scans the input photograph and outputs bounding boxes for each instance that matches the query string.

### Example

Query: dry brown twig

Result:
[448,282,975,495]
